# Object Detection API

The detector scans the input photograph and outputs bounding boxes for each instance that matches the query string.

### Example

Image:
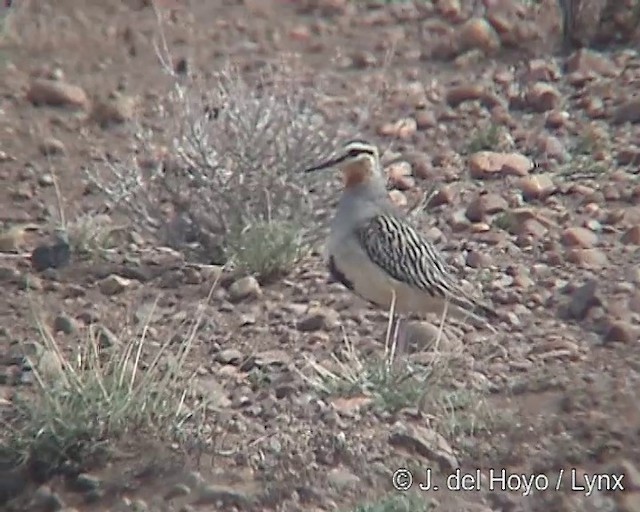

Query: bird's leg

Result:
[384,289,398,370]
[390,315,409,371]
[433,300,449,361]
[388,314,402,371]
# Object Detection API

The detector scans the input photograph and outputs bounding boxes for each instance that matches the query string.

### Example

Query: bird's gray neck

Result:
[335,180,393,224]
[344,179,388,201]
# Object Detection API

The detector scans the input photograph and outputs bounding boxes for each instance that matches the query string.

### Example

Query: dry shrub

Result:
[86,61,343,280]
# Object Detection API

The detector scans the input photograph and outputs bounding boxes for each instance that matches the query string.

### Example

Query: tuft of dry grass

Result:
[301,304,456,412]
[0,285,218,476]
[349,492,434,512]
[300,329,433,414]
[465,124,502,154]
[298,300,496,442]
[64,213,127,257]
[225,219,309,283]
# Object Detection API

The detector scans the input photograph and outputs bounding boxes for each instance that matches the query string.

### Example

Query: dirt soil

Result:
[1,1,640,511]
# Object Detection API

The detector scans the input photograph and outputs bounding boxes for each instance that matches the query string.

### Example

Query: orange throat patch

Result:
[342,165,369,188]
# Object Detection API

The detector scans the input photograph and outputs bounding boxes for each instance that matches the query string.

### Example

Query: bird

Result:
[304,139,498,343]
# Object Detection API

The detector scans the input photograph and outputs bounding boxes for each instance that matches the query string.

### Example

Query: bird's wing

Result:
[354,214,496,319]
[354,214,453,297]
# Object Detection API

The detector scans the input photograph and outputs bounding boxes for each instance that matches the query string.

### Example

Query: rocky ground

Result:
[1,1,640,511]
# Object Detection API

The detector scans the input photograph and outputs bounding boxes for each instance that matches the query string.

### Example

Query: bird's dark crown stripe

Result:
[344,137,373,147]
[305,141,376,173]
[344,140,376,156]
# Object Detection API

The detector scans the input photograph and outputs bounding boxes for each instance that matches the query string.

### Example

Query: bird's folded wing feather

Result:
[354,214,497,319]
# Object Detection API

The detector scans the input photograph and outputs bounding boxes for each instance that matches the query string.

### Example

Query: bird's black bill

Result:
[304,154,349,173]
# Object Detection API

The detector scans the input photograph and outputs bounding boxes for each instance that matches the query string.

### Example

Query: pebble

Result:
[408,154,434,180]
[604,321,638,344]
[228,276,262,302]
[31,485,66,511]
[445,84,484,108]
[27,78,89,110]
[537,134,569,161]
[545,110,570,129]
[621,226,640,245]
[90,93,136,127]
[0,225,34,253]
[414,109,437,129]
[94,325,120,348]
[458,17,500,53]
[566,48,621,77]
[297,306,340,332]
[378,117,417,139]
[465,193,508,222]
[72,473,102,493]
[254,349,292,367]
[388,190,408,208]
[448,209,471,231]
[525,82,561,112]
[289,25,311,43]
[215,348,244,365]
[194,484,253,507]
[31,241,71,272]
[468,151,532,179]
[39,137,66,156]
[428,186,455,207]
[98,274,132,296]
[53,314,78,334]
[164,483,192,501]
[38,174,55,186]
[389,422,458,472]
[386,162,415,191]
[566,248,608,268]
[466,250,492,268]
[436,0,463,21]
[561,227,598,249]
[518,174,555,201]
[402,320,450,350]
[612,98,640,125]
[524,58,561,82]
[564,280,600,320]
[327,467,361,490]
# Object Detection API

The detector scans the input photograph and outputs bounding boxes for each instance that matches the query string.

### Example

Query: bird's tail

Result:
[448,294,499,334]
